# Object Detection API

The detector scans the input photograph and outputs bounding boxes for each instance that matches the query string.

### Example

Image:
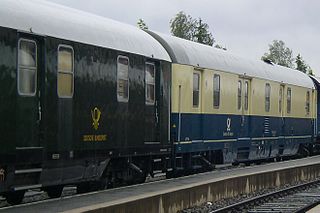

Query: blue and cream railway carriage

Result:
[0,0,318,205]
[148,31,316,169]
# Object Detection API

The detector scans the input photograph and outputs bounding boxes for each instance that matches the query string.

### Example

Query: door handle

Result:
[38,102,42,122]
[155,101,159,124]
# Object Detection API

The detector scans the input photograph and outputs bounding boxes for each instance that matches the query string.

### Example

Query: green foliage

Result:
[295,54,314,76]
[307,67,314,76]
[193,18,214,46]
[137,19,148,30]
[170,11,214,46]
[295,54,308,73]
[262,40,294,68]
[170,11,196,40]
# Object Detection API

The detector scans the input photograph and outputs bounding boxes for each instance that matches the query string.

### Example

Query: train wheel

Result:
[5,191,25,205]
[46,186,64,198]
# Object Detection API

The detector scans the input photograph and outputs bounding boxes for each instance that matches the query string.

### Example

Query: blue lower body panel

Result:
[171,113,314,163]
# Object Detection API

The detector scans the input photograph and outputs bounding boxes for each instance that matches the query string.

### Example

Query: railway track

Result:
[211,179,320,213]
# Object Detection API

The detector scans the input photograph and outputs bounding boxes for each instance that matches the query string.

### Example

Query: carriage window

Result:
[237,80,242,110]
[145,63,155,105]
[244,81,248,111]
[265,83,271,112]
[287,88,291,113]
[193,72,200,107]
[306,91,310,115]
[18,39,37,96]
[58,46,74,98]
[213,74,220,108]
[279,87,283,113]
[117,56,129,102]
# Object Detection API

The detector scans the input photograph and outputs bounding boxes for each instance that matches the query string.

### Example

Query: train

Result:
[0,0,319,205]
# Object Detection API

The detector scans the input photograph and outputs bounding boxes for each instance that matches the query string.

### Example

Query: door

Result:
[279,85,285,145]
[16,33,44,163]
[145,62,161,143]
[57,45,74,158]
[238,77,251,138]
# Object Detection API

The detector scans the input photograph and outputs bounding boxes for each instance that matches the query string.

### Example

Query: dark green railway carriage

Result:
[0,0,172,204]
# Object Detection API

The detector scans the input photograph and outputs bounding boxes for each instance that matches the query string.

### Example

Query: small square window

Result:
[237,80,242,110]
[193,72,200,107]
[213,74,220,108]
[287,88,291,113]
[306,91,310,115]
[265,83,271,112]
[145,63,155,105]
[18,39,37,96]
[117,56,129,102]
[58,45,74,98]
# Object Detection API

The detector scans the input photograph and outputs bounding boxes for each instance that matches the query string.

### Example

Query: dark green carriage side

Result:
[42,37,172,187]
[0,28,45,196]
[0,0,172,204]
[0,28,16,167]
[0,27,172,194]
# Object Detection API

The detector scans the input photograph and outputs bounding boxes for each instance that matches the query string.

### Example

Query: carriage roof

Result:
[148,31,314,89]
[0,0,171,61]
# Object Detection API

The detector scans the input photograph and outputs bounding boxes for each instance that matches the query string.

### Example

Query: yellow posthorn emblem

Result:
[91,107,101,130]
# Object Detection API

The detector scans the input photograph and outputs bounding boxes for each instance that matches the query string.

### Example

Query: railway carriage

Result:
[0,0,318,206]
[0,0,171,204]
[148,31,316,171]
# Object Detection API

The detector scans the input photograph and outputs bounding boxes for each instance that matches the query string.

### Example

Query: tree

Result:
[170,11,214,46]
[307,67,314,76]
[295,54,314,76]
[170,11,196,40]
[295,54,308,73]
[137,19,148,30]
[262,40,294,68]
[193,18,214,46]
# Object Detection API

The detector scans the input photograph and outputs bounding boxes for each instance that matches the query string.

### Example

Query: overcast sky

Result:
[48,0,320,76]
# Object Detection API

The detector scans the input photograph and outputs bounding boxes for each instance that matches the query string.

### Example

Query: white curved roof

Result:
[148,31,314,89]
[0,0,171,61]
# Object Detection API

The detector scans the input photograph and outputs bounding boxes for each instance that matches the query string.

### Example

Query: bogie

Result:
[46,186,64,198]
[4,191,25,205]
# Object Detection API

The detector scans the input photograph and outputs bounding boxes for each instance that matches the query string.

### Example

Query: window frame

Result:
[265,83,271,112]
[193,72,200,108]
[145,62,155,105]
[306,91,310,115]
[279,87,283,113]
[213,74,220,108]
[237,80,242,110]
[57,44,75,98]
[17,38,38,97]
[244,81,249,111]
[287,87,292,114]
[117,55,129,103]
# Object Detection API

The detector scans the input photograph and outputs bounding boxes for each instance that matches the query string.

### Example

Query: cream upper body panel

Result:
[171,63,316,119]
[149,31,316,119]
[148,31,314,89]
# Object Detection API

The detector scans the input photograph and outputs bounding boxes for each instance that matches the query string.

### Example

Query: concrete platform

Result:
[307,204,320,213]
[2,156,320,213]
